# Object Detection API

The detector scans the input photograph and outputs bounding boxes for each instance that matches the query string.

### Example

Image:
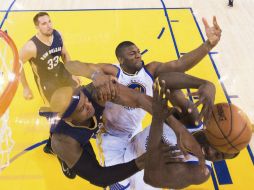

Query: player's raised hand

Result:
[203,16,222,46]
[188,81,215,125]
[152,80,176,121]
[23,86,34,100]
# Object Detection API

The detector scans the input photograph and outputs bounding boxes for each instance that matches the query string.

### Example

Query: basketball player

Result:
[133,80,239,189]
[228,0,234,7]
[64,16,220,189]
[19,12,79,153]
[49,71,219,186]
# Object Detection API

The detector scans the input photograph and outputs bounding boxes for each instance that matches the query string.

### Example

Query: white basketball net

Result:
[0,109,14,170]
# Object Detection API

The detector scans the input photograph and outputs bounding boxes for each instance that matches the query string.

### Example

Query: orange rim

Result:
[0,30,20,117]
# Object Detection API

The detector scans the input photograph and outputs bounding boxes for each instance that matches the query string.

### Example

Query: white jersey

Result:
[104,64,153,137]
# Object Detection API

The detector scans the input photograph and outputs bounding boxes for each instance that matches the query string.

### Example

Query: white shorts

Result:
[97,124,210,190]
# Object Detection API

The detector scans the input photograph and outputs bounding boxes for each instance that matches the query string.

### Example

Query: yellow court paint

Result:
[0,9,253,190]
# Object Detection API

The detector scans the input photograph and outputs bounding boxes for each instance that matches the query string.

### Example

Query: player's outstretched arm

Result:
[146,16,221,77]
[158,72,215,124]
[19,41,36,100]
[65,60,118,79]
[144,80,209,189]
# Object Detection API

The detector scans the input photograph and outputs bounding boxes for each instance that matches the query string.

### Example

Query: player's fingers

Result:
[153,82,159,100]
[202,17,210,28]
[96,88,103,101]
[199,104,208,122]
[187,91,199,97]
[213,16,220,30]
[155,79,160,100]
[160,80,166,99]
[164,157,184,164]
[105,81,112,101]
[110,76,118,83]
[177,135,189,160]
[162,148,183,158]
[162,144,179,151]
[108,80,116,100]
[165,89,171,101]
[194,100,202,108]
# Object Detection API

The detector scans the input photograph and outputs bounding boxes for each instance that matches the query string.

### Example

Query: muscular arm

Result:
[73,148,140,187]
[147,40,214,78]
[61,44,71,63]
[111,83,152,114]
[158,72,213,90]
[19,41,36,91]
[144,112,210,188]
[169,90,199,126]
[65,60,118,78]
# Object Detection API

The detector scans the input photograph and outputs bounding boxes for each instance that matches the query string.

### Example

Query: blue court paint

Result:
[0,0,17,29]
[210,166,220,190]
[0,7,193,12]
[193,96,199,100]
[25,139,48,151]
[160,0,180,57]
[228,95,239,99]
[247,145,254,165]
[141,49,148,55]
[213,161,233,184]
[157,27,165,39]
[209,52,219,55]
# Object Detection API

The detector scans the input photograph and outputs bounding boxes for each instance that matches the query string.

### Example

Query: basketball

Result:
[204,103,252,154]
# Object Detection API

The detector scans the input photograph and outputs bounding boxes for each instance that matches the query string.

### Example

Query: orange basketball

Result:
[204,103,252,154]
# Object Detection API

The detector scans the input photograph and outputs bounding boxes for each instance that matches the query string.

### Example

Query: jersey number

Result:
[47,56,60,70]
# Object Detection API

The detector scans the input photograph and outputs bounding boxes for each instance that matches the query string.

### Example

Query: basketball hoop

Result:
[0,29,20,170]
[0,29,20,117]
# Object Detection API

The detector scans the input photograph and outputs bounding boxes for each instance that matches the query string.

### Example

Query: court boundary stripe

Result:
[159,1,220,189]
[1,5,251,188]
[1,140,47,171]
[0,0,16,29]
[157,27,165,39]
[0,7,192,12]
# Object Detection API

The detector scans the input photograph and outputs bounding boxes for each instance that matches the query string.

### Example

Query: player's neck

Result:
[120,64,138,75]
[36,33,53,46]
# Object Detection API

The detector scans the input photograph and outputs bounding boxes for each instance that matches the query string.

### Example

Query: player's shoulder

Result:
[20,40,36,58]
[23,40,36,52]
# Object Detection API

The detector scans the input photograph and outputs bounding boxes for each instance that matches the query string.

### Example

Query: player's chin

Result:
[46,30,53,36]
[135,61,143,70]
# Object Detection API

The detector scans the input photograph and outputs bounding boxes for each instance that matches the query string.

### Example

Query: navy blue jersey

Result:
[50,84,104,146]
[29,29,77,102]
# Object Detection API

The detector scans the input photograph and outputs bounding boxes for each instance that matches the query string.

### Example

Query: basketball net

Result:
[0,30,20,171]
[0,109,14,171]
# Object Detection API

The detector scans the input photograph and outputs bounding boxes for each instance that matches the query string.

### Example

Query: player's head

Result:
[193,130,239,162]
[50,87,95,123]
[115,41,143,73]
[33,12,53,36]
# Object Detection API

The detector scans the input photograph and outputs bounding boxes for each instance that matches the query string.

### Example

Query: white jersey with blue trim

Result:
[104,63,153,137]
